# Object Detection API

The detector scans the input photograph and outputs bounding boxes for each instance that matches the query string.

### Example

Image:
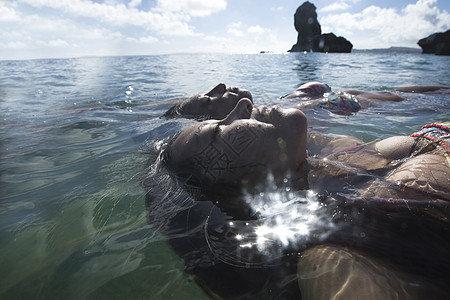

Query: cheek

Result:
[209,100,235,118]
[183,101,206,114]
[222,94,240,106]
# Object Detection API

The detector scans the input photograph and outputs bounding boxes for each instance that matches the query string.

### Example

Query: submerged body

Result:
[145,85,450,299]
[282,82,450,115]
[308,122,450,201]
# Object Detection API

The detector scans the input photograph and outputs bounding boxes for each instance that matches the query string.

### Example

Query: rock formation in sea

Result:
[418,29,450,56]
[288,1,353,53]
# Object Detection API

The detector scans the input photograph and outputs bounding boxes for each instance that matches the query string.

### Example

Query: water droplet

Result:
[23,202,35,209]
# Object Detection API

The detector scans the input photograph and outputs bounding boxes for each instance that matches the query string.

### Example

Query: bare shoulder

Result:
[307,131,363,156]
[374,136,416,160]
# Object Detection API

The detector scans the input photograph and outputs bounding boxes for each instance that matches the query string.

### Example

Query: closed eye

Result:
[224,91,238,98]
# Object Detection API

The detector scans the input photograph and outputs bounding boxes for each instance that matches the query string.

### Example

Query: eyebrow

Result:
[193,122,221,142]
[194,123,207,137]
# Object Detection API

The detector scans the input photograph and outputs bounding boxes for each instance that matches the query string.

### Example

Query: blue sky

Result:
[1,0,449,60]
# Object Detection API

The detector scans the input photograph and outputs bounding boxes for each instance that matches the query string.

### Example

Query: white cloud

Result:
[128,0,141,8]
[0,5,18,21]
[2,41,27,49]
[248,25,267,35]
[320,0,450,48]
[7,11,122,41]
[155,0,227,17]
[271,6,284,12]
[16,0,198,35]
[48,39,69,47]
[227,22,270,37]
[1,0,226,58]
[204,35,228,42]
[320,0,363,12]
[126,35,159,44]
[320,2,350,13]
[227,22,245,37]
[221,22,285,53]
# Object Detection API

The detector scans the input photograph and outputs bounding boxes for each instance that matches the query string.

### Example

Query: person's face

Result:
[284,81,331,99]
[179,83,253,120]
[168,98,307,186]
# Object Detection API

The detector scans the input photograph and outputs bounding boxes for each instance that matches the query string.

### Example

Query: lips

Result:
[251,106,270,123]
[251,105,283,124]
[242,90,253,102]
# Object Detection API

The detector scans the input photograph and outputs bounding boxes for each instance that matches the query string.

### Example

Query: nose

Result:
[219,98,253,125]
[236,98,253,119]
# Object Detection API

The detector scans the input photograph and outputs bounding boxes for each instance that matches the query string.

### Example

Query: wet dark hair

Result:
[162,101,211,121]
[159,123,222,190]
[160,143,205,198]
[159,137,262,219]
[162,102,182,119]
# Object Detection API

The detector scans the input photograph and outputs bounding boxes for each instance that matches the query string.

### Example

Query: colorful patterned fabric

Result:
[410,122,450,165]
[318,92,361,115]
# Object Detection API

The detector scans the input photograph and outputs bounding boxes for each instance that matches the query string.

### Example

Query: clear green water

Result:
[0,53,449,298]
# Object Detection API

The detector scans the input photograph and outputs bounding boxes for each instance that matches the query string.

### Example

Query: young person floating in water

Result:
[163,82,449,117]
[161,83,449,201]
[163,96,449,201]
[147,83,450,299]
[163,83,253,120]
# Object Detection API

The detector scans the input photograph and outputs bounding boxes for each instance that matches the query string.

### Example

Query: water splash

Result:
[238,176,336,256]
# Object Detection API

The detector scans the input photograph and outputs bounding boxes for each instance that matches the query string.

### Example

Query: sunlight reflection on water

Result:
[239,176,336,256]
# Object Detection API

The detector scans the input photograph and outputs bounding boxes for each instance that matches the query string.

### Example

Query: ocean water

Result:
[0,53,449,299]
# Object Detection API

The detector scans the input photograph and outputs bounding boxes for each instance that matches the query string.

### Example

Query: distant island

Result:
[352,47,421,54]
[418,29,450,55]
[259,47,422,54]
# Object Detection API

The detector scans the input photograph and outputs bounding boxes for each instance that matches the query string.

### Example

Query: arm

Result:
[344,90,404,104]
[307,130,364,157]
[393,85,450,93]
[346,85,450,106]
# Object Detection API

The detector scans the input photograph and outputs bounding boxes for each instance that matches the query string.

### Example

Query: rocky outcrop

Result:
[292,1,321,52]
[289,1,352,53]
[315,33,353,53]
[418,29,450,56]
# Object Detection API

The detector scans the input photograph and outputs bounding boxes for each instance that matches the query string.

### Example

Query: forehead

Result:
[183,120,269,183]
[171,119,267,156]
[170,121,216,155]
